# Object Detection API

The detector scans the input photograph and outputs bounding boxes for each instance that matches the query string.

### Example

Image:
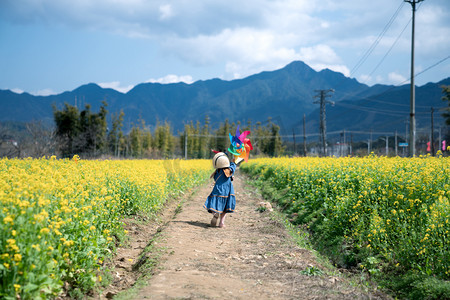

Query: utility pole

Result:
[405,0,424,157]
[404,119,409,157]
[292,128,296,156]
[303,114,307,156]
[385,136,389,156]
[395,130,398,156]
[431,107,435,155]
[313,89,334,156]
[184,131,188,159]
[350,134,353,156]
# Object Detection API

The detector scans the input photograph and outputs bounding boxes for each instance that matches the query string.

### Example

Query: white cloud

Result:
[159,4,174,20]
[164,28,351,80]
[98,81,134,93]
[388,72,407,85]
[11,88,24,94]
[34,89,56,96]
[1,0,448,90]
[359,74,372,84]
[312,64,351,77]
[146,75,194,84]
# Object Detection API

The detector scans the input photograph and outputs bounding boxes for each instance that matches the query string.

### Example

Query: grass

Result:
[248,177,386,295]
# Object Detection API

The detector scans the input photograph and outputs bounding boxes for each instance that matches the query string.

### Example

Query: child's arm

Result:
[223,157,237,177]
[223,168,232,177]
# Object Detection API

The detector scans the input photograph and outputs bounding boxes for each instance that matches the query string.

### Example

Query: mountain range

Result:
[1,61,448,140]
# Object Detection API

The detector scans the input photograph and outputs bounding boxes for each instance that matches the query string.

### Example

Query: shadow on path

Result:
[171,220,210,229]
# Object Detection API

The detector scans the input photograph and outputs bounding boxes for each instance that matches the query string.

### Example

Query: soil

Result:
[97,170,391,300]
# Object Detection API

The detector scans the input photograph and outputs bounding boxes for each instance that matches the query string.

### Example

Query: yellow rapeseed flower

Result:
[40,228,50,234]
[3,215,13,224]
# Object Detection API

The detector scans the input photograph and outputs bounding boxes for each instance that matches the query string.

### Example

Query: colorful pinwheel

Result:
[227,125,253,162]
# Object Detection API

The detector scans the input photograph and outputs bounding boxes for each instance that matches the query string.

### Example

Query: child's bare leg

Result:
[219,212,227,227]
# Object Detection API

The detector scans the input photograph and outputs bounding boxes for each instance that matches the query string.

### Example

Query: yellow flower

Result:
[40,228,50,234]
[13,254,22,262]
[63,240,74,247]
[14,284,20,292]
[3,215,13,224]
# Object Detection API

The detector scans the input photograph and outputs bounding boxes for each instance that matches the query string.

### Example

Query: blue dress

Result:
[204,162,236,214]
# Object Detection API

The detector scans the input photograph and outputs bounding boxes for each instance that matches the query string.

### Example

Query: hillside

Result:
[0,61,448,136]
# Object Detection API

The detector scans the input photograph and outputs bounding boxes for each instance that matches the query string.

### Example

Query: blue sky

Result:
[1,0,449,96]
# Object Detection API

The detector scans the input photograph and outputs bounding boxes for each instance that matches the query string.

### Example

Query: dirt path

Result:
[102,171,390,300]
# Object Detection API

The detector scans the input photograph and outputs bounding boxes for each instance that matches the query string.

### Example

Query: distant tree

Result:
[442,85,450,126]
[129,125,142,157]
[215,119,231,152]
[53,101,108,157]
[53,103,80,157]
[442,85,450,141]
[154,121,174,158]
[108,110,124,157]
[26,121,56,157]
[253,121,269,155]
[199,115,211,158]
[182,121,197,158]
[141,124,152,157]
[267,123,284,157]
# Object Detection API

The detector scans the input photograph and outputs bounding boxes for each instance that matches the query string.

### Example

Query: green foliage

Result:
[442,85,450,126]
[381,272,450,300]
[181,117,284,159]
[241,156,450,298]
[53,102,108,157]
[107,110,124,157]
[300,266,324,276]
[153,121,174,158]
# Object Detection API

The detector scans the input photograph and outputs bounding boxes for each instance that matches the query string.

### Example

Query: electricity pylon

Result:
[313,89,334,156]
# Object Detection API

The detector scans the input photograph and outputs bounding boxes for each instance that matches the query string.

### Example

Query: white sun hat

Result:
[212,152,230,169]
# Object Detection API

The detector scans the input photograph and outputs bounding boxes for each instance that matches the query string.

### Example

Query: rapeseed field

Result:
[0,156,211,299]
[241,155,449,289]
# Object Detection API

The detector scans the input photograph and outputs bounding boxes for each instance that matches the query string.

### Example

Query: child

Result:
[203,152,236,228]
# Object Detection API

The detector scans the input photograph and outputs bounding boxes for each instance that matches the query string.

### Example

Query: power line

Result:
[324,54,449,120]
[412,55,450,80]
[366,17,411,80]
[349,1,405,77]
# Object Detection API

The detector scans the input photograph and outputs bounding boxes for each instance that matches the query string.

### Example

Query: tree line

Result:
[51,101,284,159]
